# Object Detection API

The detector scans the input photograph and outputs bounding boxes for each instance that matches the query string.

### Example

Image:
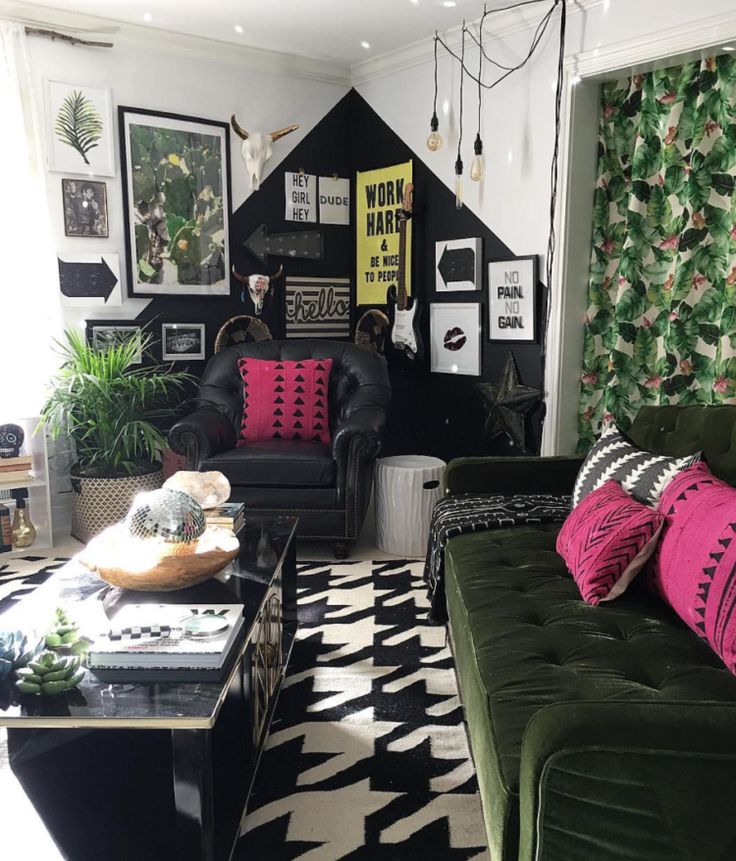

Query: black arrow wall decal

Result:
[58,258,118,302]
[438,245,477,288]
[243,224,324,264]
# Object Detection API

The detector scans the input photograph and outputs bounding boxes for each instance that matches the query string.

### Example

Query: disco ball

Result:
[126,488,206,556]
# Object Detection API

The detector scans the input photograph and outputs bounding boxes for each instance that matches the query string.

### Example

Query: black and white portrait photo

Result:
[62,178,108,237]
[162,323,206,361]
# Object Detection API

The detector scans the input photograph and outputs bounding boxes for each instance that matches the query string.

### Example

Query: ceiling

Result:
[16,0,488,65]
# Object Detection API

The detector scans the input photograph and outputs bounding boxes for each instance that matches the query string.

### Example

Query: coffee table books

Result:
[87,603,245,671]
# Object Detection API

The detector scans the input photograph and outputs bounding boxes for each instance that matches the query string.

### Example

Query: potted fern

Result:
[41,328,191,542]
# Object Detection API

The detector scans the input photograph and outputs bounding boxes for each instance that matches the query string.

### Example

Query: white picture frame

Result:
[46,81,115,176]
[161,323,206,361]
[435,237,482,292]
[57,252,121,308]
[430,303,482,376]
[488,256,537,342]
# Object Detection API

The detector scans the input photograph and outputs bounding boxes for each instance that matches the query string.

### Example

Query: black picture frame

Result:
[62,178,109,237]
[487,255,538,343]
[118,106,232,300]
[161,323,206,361]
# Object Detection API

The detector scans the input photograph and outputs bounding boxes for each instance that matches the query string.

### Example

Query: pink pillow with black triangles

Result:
[237,357,332,445]
[556,480,665,606]
[651,462,736,673]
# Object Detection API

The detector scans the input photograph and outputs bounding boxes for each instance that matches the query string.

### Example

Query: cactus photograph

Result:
[120,108,231,297]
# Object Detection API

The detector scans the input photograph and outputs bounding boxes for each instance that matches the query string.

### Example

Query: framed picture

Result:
[285,276,351,338]
[62,179,108,237]
[46,81,115,176]
[119,106,231,299]
[87,321,143,364]
[488,256,537,342]
[430,303,482,376]
[162,323,206,361]
[435,237,482,292]
[58,252,121,307]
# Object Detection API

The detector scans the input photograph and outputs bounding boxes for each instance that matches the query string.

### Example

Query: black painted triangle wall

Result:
[137,88,544,459]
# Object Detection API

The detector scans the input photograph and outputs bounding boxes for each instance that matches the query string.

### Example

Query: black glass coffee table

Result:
[0,515,297,861]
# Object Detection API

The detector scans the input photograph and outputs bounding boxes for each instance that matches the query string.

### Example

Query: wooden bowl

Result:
[88,547,240,591]
[78,524,240,591]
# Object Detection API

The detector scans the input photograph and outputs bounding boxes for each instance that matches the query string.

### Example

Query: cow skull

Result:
[230,116,299,191]
[232,265,284,315]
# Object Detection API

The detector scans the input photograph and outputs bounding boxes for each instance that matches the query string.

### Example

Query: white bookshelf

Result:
[0,416,53,554]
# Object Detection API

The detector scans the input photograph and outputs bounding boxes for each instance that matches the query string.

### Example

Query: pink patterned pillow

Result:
[651,462,736,671]
[237,357,332,445]
[557,480,665,606]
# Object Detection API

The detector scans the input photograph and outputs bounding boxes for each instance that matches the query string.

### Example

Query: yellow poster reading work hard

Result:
[356,160,413,306]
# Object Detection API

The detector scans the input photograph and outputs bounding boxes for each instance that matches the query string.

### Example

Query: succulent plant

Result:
[15,651,85,696]
[45,608,80,650]
[0,630,43,680]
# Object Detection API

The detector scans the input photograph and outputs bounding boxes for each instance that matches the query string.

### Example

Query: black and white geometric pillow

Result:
[572,424,701,508]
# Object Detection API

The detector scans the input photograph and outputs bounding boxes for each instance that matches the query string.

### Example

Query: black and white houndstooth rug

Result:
[240,560,489,860]
[0,554,70,616]
[0,555,489,859]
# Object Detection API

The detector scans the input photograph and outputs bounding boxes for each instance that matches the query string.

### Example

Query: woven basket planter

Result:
[70,463,164,544]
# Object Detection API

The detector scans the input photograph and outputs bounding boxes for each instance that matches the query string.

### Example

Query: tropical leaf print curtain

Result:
[577,55,736,452]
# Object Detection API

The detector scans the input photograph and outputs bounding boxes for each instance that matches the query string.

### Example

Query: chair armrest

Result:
[332,406,387,465]
[168,407,237,467]
[518,701,736,861]
[444,455,583,496]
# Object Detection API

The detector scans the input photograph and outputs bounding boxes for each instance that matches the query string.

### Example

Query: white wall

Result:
[354,0,736,452]
[22,30,348,536]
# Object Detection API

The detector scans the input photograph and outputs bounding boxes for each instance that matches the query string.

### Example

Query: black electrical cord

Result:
[432,31,439,118]
[458,23,466,161]
[434,0,567,447]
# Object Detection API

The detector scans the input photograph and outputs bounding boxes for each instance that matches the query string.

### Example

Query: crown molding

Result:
[0,0,352,87]
[567,8,736,78]
[351,0,603,87]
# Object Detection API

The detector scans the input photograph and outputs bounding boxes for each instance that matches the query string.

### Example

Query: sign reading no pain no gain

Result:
[356,160,413,305]
[488,256,538,343]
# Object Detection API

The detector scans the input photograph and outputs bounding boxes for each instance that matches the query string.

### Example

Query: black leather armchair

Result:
[169,340,391,557]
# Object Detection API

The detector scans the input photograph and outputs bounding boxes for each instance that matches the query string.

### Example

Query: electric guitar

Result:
[387,183,421,359]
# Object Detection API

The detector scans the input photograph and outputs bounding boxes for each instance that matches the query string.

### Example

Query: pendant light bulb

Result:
[470,133,484,182]
[427,112,443,152]
[454,155,464,210]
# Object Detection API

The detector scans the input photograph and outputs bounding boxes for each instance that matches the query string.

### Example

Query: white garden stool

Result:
[374,455,446,557]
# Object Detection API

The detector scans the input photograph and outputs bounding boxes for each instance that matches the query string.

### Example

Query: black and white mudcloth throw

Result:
[423,493,571,623]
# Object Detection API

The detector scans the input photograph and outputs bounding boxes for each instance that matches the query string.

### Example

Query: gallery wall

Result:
[354,0,736,452]
[23,33,349,530]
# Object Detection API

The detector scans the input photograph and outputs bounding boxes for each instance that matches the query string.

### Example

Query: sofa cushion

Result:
[237,357,332,445]
[653,461,736,673]
[202,440,336,487]
[557,480,664,605]
[445,525,736,861]
[573,423,700,507]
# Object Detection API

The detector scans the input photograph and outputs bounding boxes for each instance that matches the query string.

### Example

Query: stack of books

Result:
[205,502,245,533]
[88,603,245,681]
[0,455,32,485]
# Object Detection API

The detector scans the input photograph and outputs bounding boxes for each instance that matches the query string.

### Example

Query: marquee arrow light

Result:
[243,224,324,265]
[58,258,118,302]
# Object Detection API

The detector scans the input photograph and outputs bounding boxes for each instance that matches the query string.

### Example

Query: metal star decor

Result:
[476,352,541,452]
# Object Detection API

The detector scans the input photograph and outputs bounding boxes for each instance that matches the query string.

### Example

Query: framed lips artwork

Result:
[430,303,482,376]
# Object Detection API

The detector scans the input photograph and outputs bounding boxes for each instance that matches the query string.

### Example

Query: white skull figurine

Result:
[247,275,270,315]
[230,116,299,191]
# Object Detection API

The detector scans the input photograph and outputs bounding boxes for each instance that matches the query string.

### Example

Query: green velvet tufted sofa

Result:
[444,405,736,861]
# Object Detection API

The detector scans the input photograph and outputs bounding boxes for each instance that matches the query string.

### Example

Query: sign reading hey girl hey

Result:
[488,256,537,343]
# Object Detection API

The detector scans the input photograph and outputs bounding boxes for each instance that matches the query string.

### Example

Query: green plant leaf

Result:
[54,90,102,165]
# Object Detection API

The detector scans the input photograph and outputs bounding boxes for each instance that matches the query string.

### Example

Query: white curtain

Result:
[0,21,60,418]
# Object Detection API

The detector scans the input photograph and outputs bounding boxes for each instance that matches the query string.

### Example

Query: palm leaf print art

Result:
[54,90,103,165]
